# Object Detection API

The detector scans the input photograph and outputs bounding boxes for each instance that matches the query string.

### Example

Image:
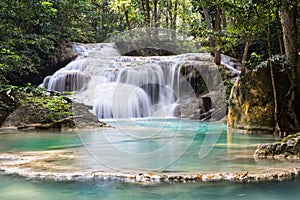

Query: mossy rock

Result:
[281,133,300,143]
[228,67,275,133]
[254,133,300,159]
[0,85,73,128]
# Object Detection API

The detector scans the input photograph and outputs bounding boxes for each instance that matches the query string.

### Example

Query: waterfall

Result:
[42,43,216,119]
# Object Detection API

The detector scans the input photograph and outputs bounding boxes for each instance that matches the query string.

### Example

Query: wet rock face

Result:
[254,135,300,159]
[72,103,111,129]
[227,67,276,133]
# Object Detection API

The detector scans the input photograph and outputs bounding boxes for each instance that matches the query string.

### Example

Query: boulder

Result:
[227,67,276,133]
[254,133,300,159]
[1,101,110,130]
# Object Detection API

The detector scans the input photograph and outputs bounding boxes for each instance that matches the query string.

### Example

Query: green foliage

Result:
[0,0,299,87]
[0,1,57,85]
[23,91,72,123]
[0,0,121,85]
[246,52,264,70]
[109,0,194,30]
[281,133,300,143]
[1,84,73,123]
[189,0,294,62]
[255,54,286,71]
[22,85,73,123]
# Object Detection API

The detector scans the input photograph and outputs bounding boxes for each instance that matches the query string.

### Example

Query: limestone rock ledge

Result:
[1,165,300,184]
[1,151,299,183]
[254,134,300,159]
[227,67,275,133]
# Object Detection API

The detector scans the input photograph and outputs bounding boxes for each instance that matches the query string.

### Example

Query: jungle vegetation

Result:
[0,0,299,132]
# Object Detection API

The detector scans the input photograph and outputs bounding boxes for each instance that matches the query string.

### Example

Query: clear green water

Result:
[0,130,83,152]
[0,119,299,199]
[0,175,299,200]
[0,119,286,172]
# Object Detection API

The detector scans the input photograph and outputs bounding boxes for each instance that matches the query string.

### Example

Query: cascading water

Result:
[42,43,218,119]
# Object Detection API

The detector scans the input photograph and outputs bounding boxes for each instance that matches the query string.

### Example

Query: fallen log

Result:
[17,115,83,130]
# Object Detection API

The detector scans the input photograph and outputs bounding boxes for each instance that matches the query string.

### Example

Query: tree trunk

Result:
[222,11,227,30]
[240,13,253,76]
[172,0,178,30]
[141,0,147,26]
[278,6,299,134]
[170,0,178,38]
[168,0,173,29]
[182,0,186,23]
[241,36,250,76]
[202,5,214,48]
[157,3,161,27]
[277,28,284,55]
[214,6,221,65]
[153,0,158,27]
[124,9,131,29]
[266,1,281,135]
[145,0,151,27]
[165,0,169,28]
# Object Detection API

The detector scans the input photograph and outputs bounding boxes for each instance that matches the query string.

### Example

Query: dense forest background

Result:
[0,0,299,133]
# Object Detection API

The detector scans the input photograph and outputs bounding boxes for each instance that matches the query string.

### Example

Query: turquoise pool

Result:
[0,119,299,199]
[0,174,299,200]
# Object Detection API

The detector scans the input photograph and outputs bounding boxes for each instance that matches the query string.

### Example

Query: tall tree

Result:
[214,5,221,65]
[145,0,151,26]
[153,0,159,27]
[278,1,299,133]
[266,0,281,134]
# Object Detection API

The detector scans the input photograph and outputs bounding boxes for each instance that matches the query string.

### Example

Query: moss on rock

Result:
[227,67,275,133]
[0,85,110,130]
[0,85,73,128]
[254,133,300,159]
